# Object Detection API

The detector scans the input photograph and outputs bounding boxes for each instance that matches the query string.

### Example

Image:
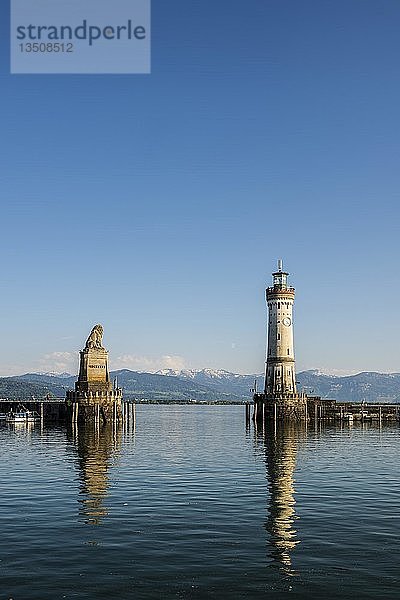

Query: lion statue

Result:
[85,324,104,349]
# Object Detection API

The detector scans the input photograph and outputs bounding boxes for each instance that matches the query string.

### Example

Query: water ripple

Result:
[0,408,399,599]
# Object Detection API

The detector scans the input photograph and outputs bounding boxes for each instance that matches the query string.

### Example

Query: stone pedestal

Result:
[66,324,123,424]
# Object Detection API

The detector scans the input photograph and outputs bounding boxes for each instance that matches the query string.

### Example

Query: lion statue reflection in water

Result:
[85,324,104,349]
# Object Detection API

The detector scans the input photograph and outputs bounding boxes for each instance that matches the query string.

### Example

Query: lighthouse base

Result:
[253,393,308,422]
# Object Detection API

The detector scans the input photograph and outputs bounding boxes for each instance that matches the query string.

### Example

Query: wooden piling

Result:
[245,402,251,424]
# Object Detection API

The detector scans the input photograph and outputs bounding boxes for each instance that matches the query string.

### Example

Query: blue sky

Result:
[1,0,400,376]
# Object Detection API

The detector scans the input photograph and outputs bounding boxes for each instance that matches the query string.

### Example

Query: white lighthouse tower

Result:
[265,260,297,396]
[253,260,307,421]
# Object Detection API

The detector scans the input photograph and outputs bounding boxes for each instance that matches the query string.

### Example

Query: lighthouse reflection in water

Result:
[255,422,305,574]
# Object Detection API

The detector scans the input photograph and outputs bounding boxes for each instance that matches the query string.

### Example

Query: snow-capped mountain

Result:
[35,371,73,379]
[155,368,263,397]
[156,368,248,380]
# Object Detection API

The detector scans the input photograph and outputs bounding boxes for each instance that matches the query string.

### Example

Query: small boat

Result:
[0,413,7,420]
[6,411,29,423]
[5,407,40,423]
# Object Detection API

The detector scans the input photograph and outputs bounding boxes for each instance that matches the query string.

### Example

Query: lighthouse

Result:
[253,260,307,422]
[265,259,297,396]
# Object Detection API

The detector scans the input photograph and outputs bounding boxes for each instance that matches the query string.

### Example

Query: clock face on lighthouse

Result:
[282,317,291,326]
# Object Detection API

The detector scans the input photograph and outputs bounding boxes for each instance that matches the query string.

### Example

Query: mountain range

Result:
[1,368,400,403]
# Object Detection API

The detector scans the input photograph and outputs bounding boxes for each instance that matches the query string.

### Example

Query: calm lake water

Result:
[1,405,399,599]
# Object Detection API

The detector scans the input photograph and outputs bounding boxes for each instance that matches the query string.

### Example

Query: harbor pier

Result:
[0,397,136,426]
[252,394,400,424]
[0,398,67,423]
